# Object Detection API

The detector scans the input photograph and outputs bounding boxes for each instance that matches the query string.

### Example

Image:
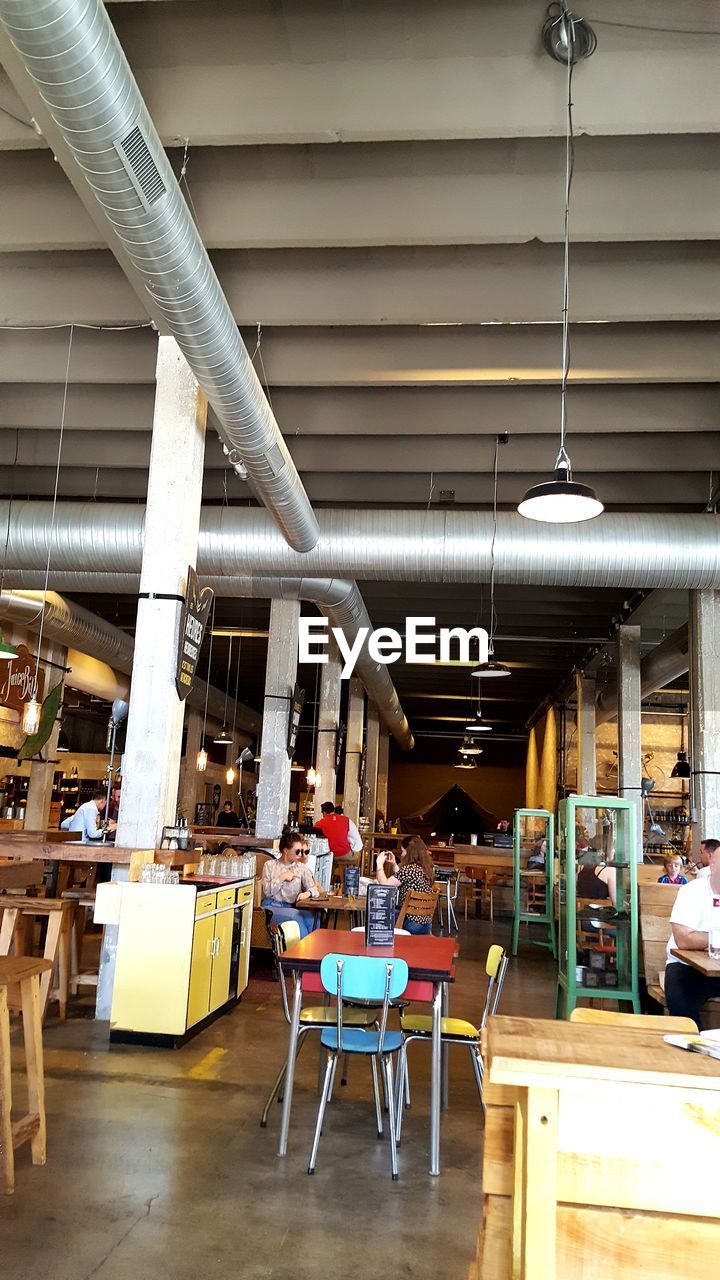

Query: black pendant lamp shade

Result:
[671,751,691,779]
[518,462,603,524]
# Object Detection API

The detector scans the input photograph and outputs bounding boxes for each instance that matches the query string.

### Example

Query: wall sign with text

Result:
[287,682,305,758]
[0,644,46,716]
[175,566,214,700]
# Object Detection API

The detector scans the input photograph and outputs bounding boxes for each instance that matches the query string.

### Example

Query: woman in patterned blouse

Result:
[376,836,435,935]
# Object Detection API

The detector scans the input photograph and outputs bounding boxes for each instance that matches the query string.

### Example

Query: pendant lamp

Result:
[472,644,511,680]
[57,725,70,752]
[0,631,17,662]
[213,636,234,745]
[671,751,691,779]
[459,737,483,757]
[197,596,216,773]
[21,697,41,735]
[518,10,602,525]
[196,747,208,772]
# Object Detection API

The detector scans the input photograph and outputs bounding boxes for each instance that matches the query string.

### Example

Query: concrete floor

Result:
[0,917,555,1280]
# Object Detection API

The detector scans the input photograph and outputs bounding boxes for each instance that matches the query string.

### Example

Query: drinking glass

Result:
[708,929,720,960]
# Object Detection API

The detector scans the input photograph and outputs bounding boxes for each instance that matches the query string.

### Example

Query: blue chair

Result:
[308,953,409,1180]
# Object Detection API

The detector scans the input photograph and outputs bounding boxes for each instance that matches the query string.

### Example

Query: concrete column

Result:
[538,707,557,814]
[689,590,720,840]
[376,728,390,825]
[617,624,643,862]
[342,677,364,824]
[364,704,381,826]
[25,640,67,829]
[177,706,203,823]
[97,340,206,1021]
[314,635,342,816]
[525,724,539,809]
[576,673,597,795]
[255,598,300,839]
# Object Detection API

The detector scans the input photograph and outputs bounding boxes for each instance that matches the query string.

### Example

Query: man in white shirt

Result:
[665,841,720,1024]
[60,790,113,843]
[692,836,719,879]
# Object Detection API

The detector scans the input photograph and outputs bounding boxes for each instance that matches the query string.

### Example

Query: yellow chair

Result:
[260,920,377,1128]
[394,943,509,1139]
[569,1007,698,1033]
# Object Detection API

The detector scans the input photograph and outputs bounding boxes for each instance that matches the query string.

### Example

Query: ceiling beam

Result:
[1,135,718,252]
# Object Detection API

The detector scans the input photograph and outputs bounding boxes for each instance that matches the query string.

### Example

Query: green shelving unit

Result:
[511,808,556,956]
[556,794,640,1019]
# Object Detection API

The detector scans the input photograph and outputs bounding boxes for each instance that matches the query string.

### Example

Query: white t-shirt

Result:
[666,876,720,966]
[696,866,711,879]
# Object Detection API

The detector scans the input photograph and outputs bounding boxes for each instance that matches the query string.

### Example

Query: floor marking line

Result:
[187,1046,227,1079]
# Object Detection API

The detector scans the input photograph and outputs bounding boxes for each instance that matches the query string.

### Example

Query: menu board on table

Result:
[344,865,360,899]
[365,883,396,947]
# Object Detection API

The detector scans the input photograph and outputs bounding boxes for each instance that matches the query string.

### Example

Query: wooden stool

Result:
[0,956,52,1194]
[62,891,98,995]
[0,897,73,1021]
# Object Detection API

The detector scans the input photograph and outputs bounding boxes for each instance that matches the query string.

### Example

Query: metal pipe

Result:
[2,504,719,588]
[0,0,318,554]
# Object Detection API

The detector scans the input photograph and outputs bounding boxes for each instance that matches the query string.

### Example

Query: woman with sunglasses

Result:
[261,831,321,938]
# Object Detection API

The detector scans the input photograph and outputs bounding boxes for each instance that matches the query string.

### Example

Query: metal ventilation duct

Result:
[3,504,720,588]
[0,0,318,554]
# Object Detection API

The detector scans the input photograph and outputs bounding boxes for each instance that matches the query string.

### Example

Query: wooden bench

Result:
[0,956,52,1194]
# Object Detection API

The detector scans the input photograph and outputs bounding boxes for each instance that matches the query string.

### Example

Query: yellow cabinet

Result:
[238,903,252,997]
[209,907,234,1012]
[187,913,215,1027]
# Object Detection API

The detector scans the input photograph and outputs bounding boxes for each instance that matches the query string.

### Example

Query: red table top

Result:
[279,928,458,984]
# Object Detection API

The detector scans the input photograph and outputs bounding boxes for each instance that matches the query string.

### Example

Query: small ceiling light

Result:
[213,724,232,747]
[671,751,691,779]
[472,643,511,679]
[57,725,70,752]
[465,697,492,730]
[519,7,602,525]
[459,737,483,756]
[226,766,236,785]
[0,630,18,662]
[21,697,41,736]
[454,755,477,770]
[196,747,208,773]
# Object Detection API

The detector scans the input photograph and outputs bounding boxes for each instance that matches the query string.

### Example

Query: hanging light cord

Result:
[0,427,20,601]
[488,434,500,653]
[557,17,576,475]
[201,596,217,739]
[221,634,233,729]
[232,627,242,740]
[32,323,74,696]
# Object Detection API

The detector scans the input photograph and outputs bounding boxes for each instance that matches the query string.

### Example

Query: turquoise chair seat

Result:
[320,1027,403,1054]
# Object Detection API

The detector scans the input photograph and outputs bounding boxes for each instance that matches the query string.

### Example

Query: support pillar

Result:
[576,674,597,795]
[376,728,390,826]
[177,706,203,823]
[343,677,364,825]
[689,590,720,840]
[24,641,67,830]
[314,636,341,816]
[617,624,643,862]
[538,707,557,814]
[525,724,539,809]
[364,704,380,827]
[255,599,300,839]
[97,338,206,1019]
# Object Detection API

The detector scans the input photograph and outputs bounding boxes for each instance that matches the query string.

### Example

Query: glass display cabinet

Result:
[511,808,556,956]
[556,794,639,1018]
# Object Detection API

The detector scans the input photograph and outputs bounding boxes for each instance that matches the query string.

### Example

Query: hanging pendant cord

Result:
[557,15,575,473]
[201,596,216,738]
[222,634,233,729]
[488,434,500,654]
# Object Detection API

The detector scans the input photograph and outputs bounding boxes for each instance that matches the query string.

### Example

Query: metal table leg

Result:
[429,981,442,1175]
[441,981,449,1110]
[278,972,302,1157]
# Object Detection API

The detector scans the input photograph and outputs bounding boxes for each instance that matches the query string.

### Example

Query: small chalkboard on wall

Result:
[365,883,396,947]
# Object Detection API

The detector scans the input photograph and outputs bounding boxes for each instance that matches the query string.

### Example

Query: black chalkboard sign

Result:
[287,683,305,758]
[365,883,396,947]
[344,865,360,899]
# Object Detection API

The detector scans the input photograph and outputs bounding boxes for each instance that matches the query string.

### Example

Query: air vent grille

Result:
[115,124,166,210]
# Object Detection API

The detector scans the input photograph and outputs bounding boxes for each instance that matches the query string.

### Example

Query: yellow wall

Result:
[388,762,524,824]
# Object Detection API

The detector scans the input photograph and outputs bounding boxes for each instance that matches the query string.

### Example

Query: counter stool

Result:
[0,896,73,1021]
[62,891,99,995]
[0,956,52,1194]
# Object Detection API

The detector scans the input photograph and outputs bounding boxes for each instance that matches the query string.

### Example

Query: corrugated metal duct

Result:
[3,504,720,588]
[0,0,318,553]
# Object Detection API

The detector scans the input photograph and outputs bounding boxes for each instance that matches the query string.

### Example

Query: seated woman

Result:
[376,835,435,935]
[261,831,321,939]
[576,853,617,908]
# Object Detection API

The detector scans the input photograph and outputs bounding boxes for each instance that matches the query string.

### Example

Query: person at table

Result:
[376,836,435,936]
[576,853,617,907]
[216,800,241,829]
[261,831,321,939]
[296,841,325,896]
[496,818,510,833]
[61,790,115,843]
[314,800,364,859]
[690,837,720,879]
[658,853,687,886]
[665,841,720,1023]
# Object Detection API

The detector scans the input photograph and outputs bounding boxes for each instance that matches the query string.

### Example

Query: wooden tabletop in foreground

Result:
[486,1014,720,1091]
[294,894,365,912]
[671,948,720,977]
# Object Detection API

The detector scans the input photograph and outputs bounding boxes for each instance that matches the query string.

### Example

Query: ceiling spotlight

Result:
[671,751,691,779]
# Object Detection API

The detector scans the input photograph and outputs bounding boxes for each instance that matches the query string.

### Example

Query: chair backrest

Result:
[480,944,508,1027]
[266,919,303,1023]
[320,953,409,1053]
[396,887,439,928]
[569,1006,697,1034]
[639,881,681,992]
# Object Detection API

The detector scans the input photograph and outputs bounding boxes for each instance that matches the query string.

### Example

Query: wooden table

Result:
[672,947,720,976]
[0,956,52,1194]
[477,1014,720,1280]
[294,894,366,929]
[279,930,458,1174]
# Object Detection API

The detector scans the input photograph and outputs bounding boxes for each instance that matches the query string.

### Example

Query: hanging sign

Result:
[0,645,45,716]
[335,720,346,772]
[175,567,214,700]
[287,682,305,758]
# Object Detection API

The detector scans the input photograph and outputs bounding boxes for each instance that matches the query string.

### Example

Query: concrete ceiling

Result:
[0,0,715,760]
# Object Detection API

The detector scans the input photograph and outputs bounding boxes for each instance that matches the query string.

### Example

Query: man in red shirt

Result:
[315,801,364,858]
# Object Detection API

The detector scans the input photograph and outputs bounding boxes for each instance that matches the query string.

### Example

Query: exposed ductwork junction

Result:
[0,0,318,554]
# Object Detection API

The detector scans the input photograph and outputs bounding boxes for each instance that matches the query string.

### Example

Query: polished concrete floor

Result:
[0,916,555,1280]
